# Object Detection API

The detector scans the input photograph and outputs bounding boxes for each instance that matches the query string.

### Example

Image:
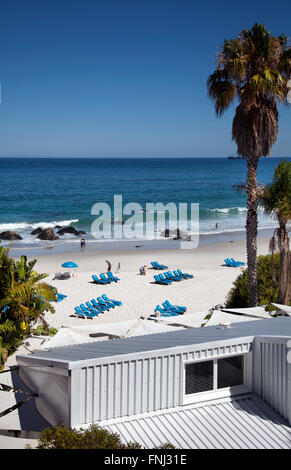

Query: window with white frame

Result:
[185,355,244,396]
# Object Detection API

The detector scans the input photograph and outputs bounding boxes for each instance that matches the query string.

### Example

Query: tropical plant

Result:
[14,255,40,282]
[225,253,282,308]
[207,23,291,306]
[257,160,291,304]
[0,248,56,369]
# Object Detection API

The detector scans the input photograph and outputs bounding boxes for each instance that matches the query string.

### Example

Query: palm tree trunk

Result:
[246,157,259,307]
[278,223,290,305]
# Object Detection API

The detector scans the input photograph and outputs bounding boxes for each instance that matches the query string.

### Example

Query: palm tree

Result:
[0,248,56,367]
[207,23,291,306]
[257,160,291,305]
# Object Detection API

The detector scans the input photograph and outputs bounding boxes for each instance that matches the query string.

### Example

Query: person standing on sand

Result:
[80,238,86,251]
[105,260,112,272]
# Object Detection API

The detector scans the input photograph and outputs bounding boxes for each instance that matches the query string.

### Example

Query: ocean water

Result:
[0,157,289,248]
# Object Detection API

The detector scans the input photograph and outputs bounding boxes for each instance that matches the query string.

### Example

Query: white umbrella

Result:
[270,303,291,316]
[40,327,97,349]
[151,312,208,328]
[221,306,271,319]
[204,310,262,327]
[70,319,182,338]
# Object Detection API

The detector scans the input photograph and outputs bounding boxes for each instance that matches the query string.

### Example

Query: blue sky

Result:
[0,0,290,157]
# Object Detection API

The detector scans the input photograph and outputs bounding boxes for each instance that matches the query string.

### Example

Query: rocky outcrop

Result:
[160,229,179,238]
[31,227,43,236]
[160,228,191,240]
[37,228,59,240]
[0,231,23,240]
[56,226,86,236]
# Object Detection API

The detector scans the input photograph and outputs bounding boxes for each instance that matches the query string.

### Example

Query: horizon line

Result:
[0,155,289,159]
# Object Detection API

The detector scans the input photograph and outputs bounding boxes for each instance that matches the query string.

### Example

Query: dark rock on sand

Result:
[160,228,189,240]
[37,228,59,240]
[57,226,86,236]
[0,231,23,240]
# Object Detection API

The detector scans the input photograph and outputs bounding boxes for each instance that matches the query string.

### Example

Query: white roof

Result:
[204,310,262,327]
[271,303,291,316]
[99,395,290,449]
[149,312,208,328]
[17,317,291,365]
[221,306,271,319]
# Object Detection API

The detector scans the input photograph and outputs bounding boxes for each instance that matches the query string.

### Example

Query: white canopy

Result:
[123,319,183,337]
[271,303,291,316]
[221,306,271,319]
[150,312,208,328]
[204,310,262,327]
[40,328,97,349]
[68,318,183,339]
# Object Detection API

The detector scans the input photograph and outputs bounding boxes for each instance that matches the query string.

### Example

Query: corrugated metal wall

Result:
[253,336,291,424]
[70,340,252,426]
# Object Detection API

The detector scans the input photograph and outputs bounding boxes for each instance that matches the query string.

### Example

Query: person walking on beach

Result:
[80,238,86,251]
[105,260,112,272]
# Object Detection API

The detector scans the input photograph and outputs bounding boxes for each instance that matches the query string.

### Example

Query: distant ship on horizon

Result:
[227,155,244,160]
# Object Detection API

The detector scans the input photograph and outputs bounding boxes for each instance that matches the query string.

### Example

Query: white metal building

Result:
[16,317,291,449]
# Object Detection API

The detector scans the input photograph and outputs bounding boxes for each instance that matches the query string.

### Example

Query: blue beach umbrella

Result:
[61,261,78,268]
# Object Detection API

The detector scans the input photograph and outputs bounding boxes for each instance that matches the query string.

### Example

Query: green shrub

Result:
[31,325,58,336]
[36,424,141,449]
[36,424,174,449]
[225,254,281,308]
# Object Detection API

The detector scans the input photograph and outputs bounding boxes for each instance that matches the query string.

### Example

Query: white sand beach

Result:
[29,237,270,330]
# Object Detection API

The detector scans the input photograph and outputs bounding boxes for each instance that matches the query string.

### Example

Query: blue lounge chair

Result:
[177,269,193,279]
[154,305,179,316]
[80,303,97,314]
[154,275,171,285]
[55,293,67,302]
[159,273,174,283]
[164,272,180,282]
[107,272,120,282]
[85,301,101,314]
[163,300,187,313]
[151,261,159,269]
[74,306,96,318]
[91,298,109,311]
[167,271,183,281]
[99,273,115,283]
[97,296,115,309]
[92,274,110,284]
[102,294,122,306]
[154,261,168,270]
[231,258,245,267]
[164,300,187,312]
[225,258,239,267]
[162,302,184,314]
